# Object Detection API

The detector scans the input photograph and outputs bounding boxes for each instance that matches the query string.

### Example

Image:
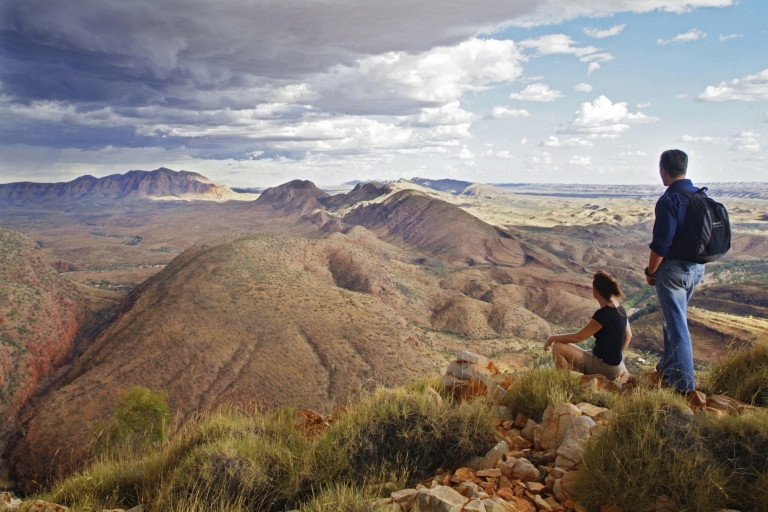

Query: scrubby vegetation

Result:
[705,340,768,407]
[37,385,495,512]
[504,367,617,421]
[24,344,768,512]
[575,388,768,511]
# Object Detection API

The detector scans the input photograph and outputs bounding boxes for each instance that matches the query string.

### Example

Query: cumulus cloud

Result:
[677,135,727,143]
[458,146,476,159]
[558,95,658,137]
[481,150,515,158]
[587,62,601,74]
[520,34,598,57]
[541,136,594,147]
[510,83,563,102]
[658,28,707,45]
[697,69,768,102]
[569,155,592,165]
[637,102,651,108]
[575,83,593,92]
[583,25,626,38]
[719,34,743,41]
[730,131,761,152]
[490,106,531,119]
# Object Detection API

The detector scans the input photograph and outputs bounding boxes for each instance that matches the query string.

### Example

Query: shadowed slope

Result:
[0,229,85,455]
[343,189,527,266]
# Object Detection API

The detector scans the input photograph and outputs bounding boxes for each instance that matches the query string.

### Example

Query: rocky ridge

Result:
[0,168,243,204]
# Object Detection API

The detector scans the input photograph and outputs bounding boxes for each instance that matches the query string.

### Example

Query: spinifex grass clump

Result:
[156,408,313,512]
[697,409,768,511]
[573,389,738,512]
[314,387,497,486]
[504,367,617,421]
[705,340,768,407]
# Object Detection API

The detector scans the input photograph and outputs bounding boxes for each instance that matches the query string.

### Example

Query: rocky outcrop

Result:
[252,179,330,215]
[0,228,85,454]
[0,168,239,204]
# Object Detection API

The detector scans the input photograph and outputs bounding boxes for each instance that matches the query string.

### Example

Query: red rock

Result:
[514,413,529,429]
[453,467,477,482]
[496,487,516,500]
[687,390,707,409]
[526,482,545,494]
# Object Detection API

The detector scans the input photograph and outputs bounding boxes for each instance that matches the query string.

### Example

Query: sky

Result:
[1,0,766,187]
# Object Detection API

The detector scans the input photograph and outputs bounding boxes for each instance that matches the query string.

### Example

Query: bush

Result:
[574,388,731,512]
[705,341,768,407]
[91,386,170,457]
[505,367,616,421]
[298,485,378,512]
[157,409,312,512]
[314,387,497,486]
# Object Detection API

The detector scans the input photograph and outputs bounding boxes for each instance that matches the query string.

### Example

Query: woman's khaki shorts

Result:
[582,350,622,380]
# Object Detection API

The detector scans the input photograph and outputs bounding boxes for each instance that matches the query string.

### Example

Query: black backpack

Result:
[667,186,731,264]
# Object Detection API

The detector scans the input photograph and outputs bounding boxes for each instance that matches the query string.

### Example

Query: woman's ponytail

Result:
[593,270,624,301]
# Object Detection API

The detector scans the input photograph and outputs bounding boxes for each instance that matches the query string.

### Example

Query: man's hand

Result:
[543,336,555,352]
[646,274,656,286]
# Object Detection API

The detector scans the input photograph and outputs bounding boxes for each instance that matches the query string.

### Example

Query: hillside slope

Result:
[10,233,445,488]
[0,229,85,453]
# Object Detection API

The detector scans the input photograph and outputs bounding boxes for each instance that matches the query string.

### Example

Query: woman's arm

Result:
[543,319,602,352]
[622,322,632,351]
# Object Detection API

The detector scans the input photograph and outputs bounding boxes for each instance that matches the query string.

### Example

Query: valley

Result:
[1,168,767,491]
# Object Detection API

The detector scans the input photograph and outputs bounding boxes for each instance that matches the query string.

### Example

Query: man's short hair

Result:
[660,149,688,177]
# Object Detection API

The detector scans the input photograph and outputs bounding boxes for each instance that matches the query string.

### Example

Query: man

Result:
[645,149,704,394]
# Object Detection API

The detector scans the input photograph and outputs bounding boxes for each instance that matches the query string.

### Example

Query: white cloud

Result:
[520,138,529,145]
[520,34,598,57]
[583,25,626,38]
[678,135,727,143]
[558,95,658,137]
[541,136,594,147]
[510,83,563,102]
[481,150,515,159]
[637,102,651,108]
[575,83,593,92]
[677,93,688,99]
[697,69,768,102]
[404,102,478,126]
[730,131,761,152]
[525,151,552,165]
[587,62,601,74]
[719,34,743,41]
[569,155,592,165]
[615,150,647,158]
[458,146,475,159]
[490,106,531,119]
[657,28,707,45]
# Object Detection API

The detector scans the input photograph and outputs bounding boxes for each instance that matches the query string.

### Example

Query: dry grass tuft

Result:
[705,339,768,407]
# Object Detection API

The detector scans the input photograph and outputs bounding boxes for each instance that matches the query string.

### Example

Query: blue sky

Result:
[0,0,766,186]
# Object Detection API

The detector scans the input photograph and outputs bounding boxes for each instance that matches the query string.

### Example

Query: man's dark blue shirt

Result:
[649,179,700,258]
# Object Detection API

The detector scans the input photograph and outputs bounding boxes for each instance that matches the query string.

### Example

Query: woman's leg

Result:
[551,342,587,372]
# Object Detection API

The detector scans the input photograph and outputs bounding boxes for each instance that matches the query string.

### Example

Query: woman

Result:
[542,270,631,380]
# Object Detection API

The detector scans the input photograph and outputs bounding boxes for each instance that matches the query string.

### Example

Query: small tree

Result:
[92,386,170,457]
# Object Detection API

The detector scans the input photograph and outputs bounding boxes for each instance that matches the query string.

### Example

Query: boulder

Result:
[539,403,582,450]
[514,413,529,429]
[555,416,597,469]
[575,403,614,423]
[391,489,418,512]
[481,498,517,512]
[463,499,487,512]
[477,441,509,470]
[580,374,622,393]
[533,494,553,512]
[27,502,69,512]
[1,493,22,512]
[521,419,537,443]
[506,457,541,481]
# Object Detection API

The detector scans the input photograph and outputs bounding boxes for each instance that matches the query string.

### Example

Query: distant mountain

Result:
[321,181,392,209]
[411,177,473,194]
[343,189,528,266]
[0,168,241,204]
[252,179,330,215]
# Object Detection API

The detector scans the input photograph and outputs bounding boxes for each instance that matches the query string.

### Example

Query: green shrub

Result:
[574,389,730,512]
[705,341,768,407]
[314,387,496,486]
[91,386,170,457]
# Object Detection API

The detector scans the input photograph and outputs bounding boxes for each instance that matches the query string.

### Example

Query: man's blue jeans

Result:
[655,259,705,393]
